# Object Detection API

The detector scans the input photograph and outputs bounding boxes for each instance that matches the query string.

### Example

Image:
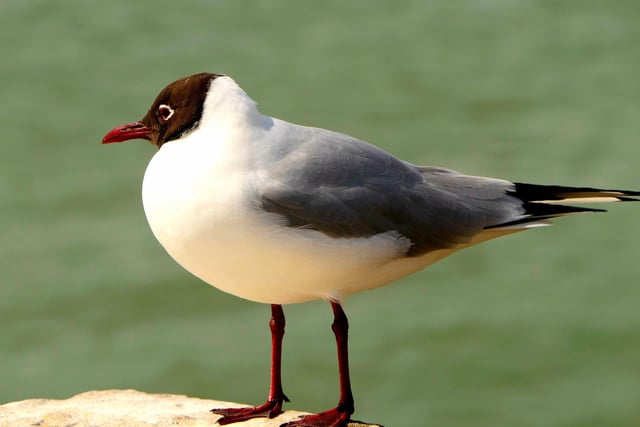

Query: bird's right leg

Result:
[211,304,289,424]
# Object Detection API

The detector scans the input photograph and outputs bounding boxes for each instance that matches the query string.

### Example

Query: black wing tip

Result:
[487,181,640,230]
[513,182,640,202]
[485,203,607,230]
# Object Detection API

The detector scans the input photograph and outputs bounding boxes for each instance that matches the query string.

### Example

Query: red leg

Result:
[283,300,354,427]
[211,304,290,424]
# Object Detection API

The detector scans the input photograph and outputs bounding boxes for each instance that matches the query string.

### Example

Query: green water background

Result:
[2,1,639,425]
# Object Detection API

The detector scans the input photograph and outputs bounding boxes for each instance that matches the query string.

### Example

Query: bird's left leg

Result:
[211,304,290,424]
[282,300,354,427]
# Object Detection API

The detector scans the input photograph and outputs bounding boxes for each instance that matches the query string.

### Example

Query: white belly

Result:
[141,137,453,304]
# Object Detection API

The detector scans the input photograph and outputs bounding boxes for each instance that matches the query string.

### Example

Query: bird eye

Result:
[158,104,175,121]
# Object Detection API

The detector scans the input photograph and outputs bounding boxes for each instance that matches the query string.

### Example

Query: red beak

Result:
[102,122,152,144]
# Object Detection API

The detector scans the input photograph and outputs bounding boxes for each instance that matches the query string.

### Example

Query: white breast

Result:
[141,125,459,304]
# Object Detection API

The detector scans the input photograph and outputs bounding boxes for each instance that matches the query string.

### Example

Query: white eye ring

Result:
[158,104,175,121]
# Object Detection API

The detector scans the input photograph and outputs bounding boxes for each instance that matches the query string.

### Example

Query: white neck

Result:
[200,76,266,128]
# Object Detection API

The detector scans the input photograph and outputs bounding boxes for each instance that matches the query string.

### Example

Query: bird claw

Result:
[280,407,351,427]
[211,399,284,424]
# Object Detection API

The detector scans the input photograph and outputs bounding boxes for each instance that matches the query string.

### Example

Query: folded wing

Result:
[258,128,639,257]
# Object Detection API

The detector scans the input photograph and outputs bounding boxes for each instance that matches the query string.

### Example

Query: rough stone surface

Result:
[0,389,382,427]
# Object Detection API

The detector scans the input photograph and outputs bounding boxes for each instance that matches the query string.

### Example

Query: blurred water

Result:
[2,1,640,425]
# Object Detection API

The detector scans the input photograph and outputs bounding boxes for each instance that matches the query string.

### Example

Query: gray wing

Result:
[257,127,525,256]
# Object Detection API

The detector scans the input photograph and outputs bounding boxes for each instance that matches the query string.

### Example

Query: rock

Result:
[0,389,382,427]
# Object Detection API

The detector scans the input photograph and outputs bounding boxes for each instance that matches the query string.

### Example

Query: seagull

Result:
[102,72,639,427]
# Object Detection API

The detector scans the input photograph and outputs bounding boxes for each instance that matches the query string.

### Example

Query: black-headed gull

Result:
[103,73,639,427]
